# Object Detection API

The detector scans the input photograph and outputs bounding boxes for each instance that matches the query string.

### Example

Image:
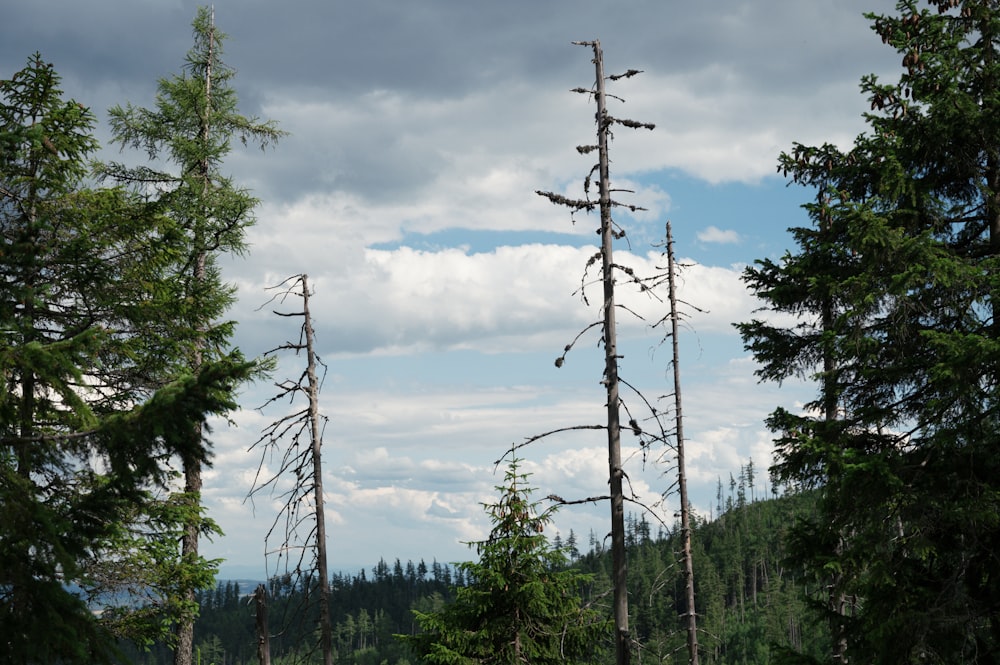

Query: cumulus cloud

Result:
[697,226,742,244]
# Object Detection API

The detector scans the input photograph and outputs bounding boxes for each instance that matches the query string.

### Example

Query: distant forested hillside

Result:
[117,487,829,665]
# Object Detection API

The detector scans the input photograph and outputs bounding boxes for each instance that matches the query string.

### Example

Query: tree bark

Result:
[302,275,333,665]
[667,223,699,665]
[255,584,271,665]
[591,40,630,665]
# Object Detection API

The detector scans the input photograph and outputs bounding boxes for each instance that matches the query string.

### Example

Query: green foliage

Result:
[571,483,830,665]
[101,6,284,279]
[91,7,284,658]
[401,456,612,665]
[85,492,223,649]
[739,1,1000,662]
[0,53,257,664]
[97,6,285,385]
[121,487,832,665]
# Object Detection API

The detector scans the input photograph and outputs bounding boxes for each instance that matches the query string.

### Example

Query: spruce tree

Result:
[739,1,1000,662]
[401,456,611,665]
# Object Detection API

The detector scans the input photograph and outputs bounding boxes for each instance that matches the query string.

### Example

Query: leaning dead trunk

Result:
[302,276,333,665]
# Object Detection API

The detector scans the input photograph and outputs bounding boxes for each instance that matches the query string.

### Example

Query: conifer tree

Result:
[739,1,1000,661]
[400,455,611,665]
[99,8,284,665]
[0,53,254,664]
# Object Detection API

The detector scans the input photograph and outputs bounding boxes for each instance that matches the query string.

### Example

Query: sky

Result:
[3,0,904,580]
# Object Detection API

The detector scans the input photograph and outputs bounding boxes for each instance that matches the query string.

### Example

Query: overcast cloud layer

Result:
[3,0,901,578]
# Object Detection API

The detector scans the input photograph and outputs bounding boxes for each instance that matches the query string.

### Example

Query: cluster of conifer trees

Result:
[0,8,282,664]
[116,476,830,665]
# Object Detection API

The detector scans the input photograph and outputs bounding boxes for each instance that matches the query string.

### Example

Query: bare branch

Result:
[546,494,610,506]
[554,321,603,367]
[609,69,643,81]
[495,424,607,465]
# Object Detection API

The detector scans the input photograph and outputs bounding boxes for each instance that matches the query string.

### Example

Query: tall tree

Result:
[665,223,699,665]
[100,8,284,665]
[249,274,333,665]
[0,53,254,664]
[536,40,655,665]
[739,1,1000,662]
[400,454,611,665]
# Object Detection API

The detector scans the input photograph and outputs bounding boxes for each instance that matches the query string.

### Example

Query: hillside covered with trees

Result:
[117,475,828,665]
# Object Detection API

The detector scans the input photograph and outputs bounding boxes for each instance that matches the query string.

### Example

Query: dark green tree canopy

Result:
[93,9,284,665]
[401,456,611,665]
[739,1,1000,662]
[0,53,256,664]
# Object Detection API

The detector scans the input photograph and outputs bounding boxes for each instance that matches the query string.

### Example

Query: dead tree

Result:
[247,274,332,665]
[535,40,655,665]
[665,223,699,665]
[253,584,272,665]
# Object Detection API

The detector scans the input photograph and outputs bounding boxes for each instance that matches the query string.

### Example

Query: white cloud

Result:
[697,226,741,244]
[200,333,816,574]
[230,226,764,361]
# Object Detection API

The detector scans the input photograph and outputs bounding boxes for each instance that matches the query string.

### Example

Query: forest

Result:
[119,476,827,665]
[4,1,1000,664]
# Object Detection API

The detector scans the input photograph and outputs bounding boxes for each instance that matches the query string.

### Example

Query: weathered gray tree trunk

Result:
[249,274,332,665]
[667,223,699,665]
[302,275,333,665]
[535,41,655,665]
[591,41,630,665]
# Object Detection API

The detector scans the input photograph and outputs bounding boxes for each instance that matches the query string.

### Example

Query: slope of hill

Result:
[116,491,828,665]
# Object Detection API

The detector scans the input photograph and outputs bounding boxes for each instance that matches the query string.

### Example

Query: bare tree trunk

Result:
[255,584,272,665]
[250,274,334,664]
[667,223,699,665]
[301,275,333,665]
[592,40,630,665]
[537,42,653,665]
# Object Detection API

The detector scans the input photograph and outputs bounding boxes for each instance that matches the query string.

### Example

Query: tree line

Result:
[114,478,829,665]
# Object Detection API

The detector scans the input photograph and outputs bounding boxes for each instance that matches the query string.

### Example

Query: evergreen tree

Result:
[739,1,1000,661]
[0,53,253,664]
[117,490,832,665]
[401,456,611,665]
[98,8,284,665]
